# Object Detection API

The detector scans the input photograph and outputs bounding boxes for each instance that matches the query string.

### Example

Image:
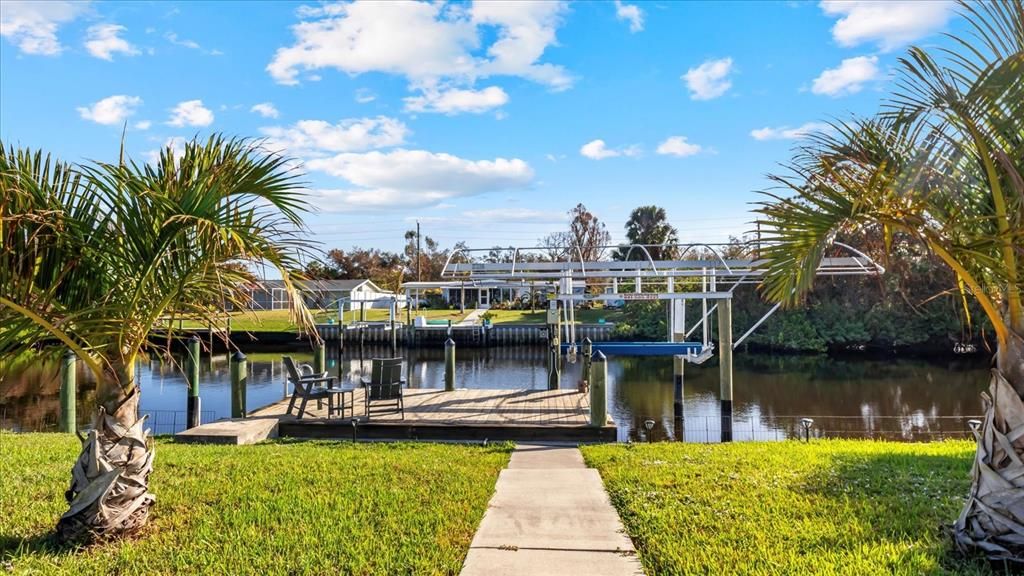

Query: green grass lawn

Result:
[1,434,511,575]
[484,308,626,325]
[175,308,470,332]
[582,440,994,576]
[171,307,626,331]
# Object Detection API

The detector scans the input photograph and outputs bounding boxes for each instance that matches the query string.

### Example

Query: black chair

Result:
[283,356,344,419]
[361,358,405,419]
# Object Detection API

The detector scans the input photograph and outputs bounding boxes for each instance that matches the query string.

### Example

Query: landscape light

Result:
[800,418,814,443]
[644,419,655,443]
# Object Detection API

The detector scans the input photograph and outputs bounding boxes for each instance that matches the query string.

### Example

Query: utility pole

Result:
[416,220,422,282]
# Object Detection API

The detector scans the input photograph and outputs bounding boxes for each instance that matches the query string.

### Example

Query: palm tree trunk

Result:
[56,357,156,543]
[955,331,1024,565]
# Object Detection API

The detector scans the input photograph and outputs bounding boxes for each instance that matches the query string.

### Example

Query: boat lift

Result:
[437,241,884,441]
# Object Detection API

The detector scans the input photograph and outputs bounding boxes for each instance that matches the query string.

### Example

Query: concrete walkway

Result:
[461,444,644,576]
[458,307,488,326]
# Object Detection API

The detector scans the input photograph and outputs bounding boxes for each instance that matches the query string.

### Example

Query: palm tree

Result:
[755,0,1022,562]
[0,136,318,542]
[614,205,679,261]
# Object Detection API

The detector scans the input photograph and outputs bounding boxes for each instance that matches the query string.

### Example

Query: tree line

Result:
[307,202,985,353]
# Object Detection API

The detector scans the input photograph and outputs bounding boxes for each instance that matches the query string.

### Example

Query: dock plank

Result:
[175,387,613,444]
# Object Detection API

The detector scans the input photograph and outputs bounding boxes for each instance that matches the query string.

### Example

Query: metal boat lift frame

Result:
[433,241,884,441]
[437,241,882,352]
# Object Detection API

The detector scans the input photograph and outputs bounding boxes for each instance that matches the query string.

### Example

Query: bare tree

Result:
[568,203,611,261]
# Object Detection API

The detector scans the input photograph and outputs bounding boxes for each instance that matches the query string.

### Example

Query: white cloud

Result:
[750,122,830,141]
[656,136,701,157]
[0,0,87,56]
[580,139,640,160]
[260,116,408,157]
[167,99,214,127]
[268,2,476,86]
[404,86,509,115]
[820,0,955,51]
[355,88,376,103]
[268,0,572,94]
[77,95,142,125]
[614,1,643,33]
[305,148,534,210]
[251,102,280,119]
[164,31,221,55]
[144,136,187,165]
[470,1,572,91]
[134,120,152,130]
[165,31,200,50]
[683,57,733,100]
[811,56,879,97]
[84,24,139,60]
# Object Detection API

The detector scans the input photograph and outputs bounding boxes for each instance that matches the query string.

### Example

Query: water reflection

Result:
[1,345,989,441]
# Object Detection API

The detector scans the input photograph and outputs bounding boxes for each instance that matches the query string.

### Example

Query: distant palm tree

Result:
[755,1,1023,563]
[614,205,679,261]
[0,136,318,542]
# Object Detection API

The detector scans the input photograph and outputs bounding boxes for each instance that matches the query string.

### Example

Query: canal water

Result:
[0,345,989,442]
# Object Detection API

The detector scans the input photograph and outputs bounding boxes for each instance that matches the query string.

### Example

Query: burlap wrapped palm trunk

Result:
[955,364,1024,565]
[56,407,155,543]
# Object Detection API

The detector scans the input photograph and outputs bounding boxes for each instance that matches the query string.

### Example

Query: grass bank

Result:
[176,308,624,332]
[178,308,469,332]
[582,440,993,575]
[484,308,625,325]
[1,434,511,575]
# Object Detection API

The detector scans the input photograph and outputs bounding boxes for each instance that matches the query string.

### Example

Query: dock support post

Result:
[313,342,325,375]
[673,355,685,441]
[186,335,201,429]
[60,350,77,433]
[391,317,398,355]
[548,336,560,390]
[445,338,456,391]
[718,299,733,442]
[231,351,247,418]
[590,351,607,427]
[582,337,593,390]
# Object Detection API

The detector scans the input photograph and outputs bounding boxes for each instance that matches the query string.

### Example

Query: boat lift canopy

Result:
[430,242,883,361]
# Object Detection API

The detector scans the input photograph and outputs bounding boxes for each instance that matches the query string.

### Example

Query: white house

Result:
[245,279,401,311]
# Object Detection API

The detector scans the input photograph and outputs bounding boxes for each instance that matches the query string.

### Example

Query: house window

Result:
[272,288,288,310]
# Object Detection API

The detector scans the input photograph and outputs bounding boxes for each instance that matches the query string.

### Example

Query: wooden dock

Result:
[175,388,616,444]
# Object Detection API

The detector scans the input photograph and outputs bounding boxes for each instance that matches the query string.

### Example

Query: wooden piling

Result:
[548,336,560,390]
[445,338,456,391]
[718,299,733,442]
[582,337,593,391]
[186,335,201,429]
[673,354,685,441]
[313,342,325,374]
[60,350,77,433]
[590,351,607,427]
[231,351,247,419]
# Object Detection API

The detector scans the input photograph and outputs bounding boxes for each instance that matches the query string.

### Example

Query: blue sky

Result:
[1,0,961,255]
